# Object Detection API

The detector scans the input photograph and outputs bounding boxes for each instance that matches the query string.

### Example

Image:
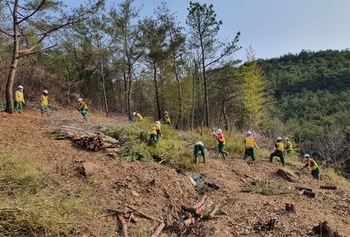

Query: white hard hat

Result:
[304,154,310,158]
[78,98,83,102]
[164,111,168,114]
[155,121,161,125]
[133,112,136,116]
[285,137,289,141]
[247,131,252,136]
[18,85,23,89]
[277,137,282,141]
[43,90,48,94]
[217,129,222,134]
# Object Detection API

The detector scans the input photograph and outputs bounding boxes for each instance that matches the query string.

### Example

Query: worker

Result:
[212,129,229,158]
[193,141,206,164]
[40,90,50,115]
[284,137,293,159]
[164,111,172,127]
[149,126,158,143]
[133,112,143,122]
[155,121,161,139]
[244,131,258,161]
[78,98,88,121]
[14,85,25,113]
[303,154,320,179]
[269,136,285,166]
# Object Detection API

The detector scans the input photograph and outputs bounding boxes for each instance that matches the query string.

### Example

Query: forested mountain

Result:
[259,49,350,130]
[257,50,350,172]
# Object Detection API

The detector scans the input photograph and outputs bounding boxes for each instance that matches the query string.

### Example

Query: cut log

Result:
[150,222,165,237]
[181,205,202,215]
[192,195,207,209]
[208,205,219,219]
[295,186,313,192]
[177,217,196,230]
[51,126,121,151]
[181,195,207,215]
[320,185,337,190]
[302,190,316,198]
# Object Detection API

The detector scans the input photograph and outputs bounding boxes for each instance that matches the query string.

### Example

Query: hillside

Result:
[1,108,350,237]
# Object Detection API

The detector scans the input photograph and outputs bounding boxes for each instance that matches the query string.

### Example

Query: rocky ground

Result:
[1,107,349,237]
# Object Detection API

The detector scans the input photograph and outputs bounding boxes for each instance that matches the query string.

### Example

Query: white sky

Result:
[62,0,350,62]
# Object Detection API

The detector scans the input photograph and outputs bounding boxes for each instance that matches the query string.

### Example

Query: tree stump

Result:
[312,221,341,237]
[285,203,296,213]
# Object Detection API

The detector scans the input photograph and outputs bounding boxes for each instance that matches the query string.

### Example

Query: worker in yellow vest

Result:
[244,131,258,161]
[78,98,89,121]
[164,111,172,127]
[284,137,293,159]
[133,112,143,122]
[303,154,320,179]
[155,121,162,139]
[149,126,158,144]
[269,137,285,166]
[15,85,25,113]
[40,90,50,115]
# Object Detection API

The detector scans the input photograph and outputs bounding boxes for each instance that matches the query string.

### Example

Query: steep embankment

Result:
[0,108,349,237]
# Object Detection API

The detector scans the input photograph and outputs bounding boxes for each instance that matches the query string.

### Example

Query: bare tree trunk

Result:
[98,40,109,117]
[221,97,229,131]
[153,61,161,120]
[173,52,183,129]
[5,1,19,114]
[123,72,128,116]
[127,62,133,121]
[202,57,210,128]
[190,61,198,129]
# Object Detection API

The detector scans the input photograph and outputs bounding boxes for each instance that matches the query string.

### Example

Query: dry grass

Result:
[0,147,100,236]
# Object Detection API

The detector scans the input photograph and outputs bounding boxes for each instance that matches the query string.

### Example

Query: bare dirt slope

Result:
[1,108,349,237]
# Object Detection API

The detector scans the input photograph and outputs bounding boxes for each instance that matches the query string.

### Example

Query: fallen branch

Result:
[150,222,166,237]
[105,208,127,215]
[125,204,162,222]
[319,185,337,190]
[117,214,128,237]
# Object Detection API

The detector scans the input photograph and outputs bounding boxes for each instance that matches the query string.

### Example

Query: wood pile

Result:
[51,125,123,152]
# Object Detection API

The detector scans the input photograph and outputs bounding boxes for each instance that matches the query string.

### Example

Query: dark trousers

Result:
[269,150,285,166]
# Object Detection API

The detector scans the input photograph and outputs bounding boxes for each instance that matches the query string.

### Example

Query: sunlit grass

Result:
[0,148,99,236]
